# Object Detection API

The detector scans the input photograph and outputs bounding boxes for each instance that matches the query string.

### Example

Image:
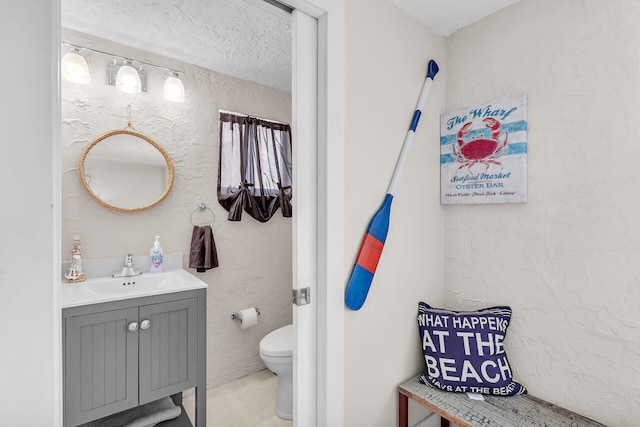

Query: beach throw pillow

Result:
[417,302,526,396]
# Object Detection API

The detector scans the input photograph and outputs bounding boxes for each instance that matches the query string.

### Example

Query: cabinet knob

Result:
[140,319,151,330]
[128,321,139,332]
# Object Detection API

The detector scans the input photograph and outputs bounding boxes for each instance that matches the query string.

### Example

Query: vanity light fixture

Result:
[61,48,91,84]
[62,42,186,102]
[163,72,185,102]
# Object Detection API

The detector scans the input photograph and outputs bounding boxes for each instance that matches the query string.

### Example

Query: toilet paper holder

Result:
[231,307,260,320]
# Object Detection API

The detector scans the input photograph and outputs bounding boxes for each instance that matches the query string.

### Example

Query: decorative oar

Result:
[345,59,439,311]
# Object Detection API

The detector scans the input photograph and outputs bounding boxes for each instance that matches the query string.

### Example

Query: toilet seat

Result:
[259,324,292,357]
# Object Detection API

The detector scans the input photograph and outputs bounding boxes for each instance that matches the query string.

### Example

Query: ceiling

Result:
[389,0,521,36]
[61,0,520,93]
[61,0,293,92]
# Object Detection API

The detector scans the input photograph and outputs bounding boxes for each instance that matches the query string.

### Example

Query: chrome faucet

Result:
[113,253,141,277]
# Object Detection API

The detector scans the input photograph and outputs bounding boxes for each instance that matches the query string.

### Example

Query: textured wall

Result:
[344,0,447,425]
[61,29,292,388]
[445,0,640,425]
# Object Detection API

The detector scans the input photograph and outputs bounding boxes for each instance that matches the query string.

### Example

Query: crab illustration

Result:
[453,117,509,170]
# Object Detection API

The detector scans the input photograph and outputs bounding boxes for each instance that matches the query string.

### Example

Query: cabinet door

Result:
[64,307,139,427]
[138,298,198,404]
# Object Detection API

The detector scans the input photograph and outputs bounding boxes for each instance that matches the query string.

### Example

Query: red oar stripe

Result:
[355,233,384,274]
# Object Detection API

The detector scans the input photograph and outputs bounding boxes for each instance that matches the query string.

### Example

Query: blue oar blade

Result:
[345,195,393,310]
[345,265,375,310]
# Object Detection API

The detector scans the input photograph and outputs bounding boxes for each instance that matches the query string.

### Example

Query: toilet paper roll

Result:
[238,308,258,330]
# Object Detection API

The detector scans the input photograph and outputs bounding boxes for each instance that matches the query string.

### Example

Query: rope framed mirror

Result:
[78,128,174,213]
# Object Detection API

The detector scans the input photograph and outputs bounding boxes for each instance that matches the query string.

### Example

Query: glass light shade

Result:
[163,75,185,102]
[61,51,91,84]
[116,63,142,94]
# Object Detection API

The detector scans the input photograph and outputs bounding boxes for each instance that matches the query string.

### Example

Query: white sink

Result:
[60,269,207,308]
[85,272,176,295]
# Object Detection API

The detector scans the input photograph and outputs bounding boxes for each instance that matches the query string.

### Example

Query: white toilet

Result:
[259,324,293,420]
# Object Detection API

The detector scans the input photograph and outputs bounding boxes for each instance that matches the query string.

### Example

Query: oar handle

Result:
[387,60,439,196]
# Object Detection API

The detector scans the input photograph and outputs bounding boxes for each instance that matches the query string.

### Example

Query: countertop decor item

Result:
[65,235,85,283]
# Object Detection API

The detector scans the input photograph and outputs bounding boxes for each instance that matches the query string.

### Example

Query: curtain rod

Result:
[219,109,289,125]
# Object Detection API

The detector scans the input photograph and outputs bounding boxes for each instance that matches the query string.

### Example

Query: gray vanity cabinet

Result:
[64,306,139,425]
[63,289,206,427]
[138,298,197,404]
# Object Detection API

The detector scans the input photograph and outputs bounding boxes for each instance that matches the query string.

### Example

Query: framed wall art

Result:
[440,93,528,205]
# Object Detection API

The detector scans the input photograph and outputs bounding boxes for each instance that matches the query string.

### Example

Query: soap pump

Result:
[149,235,164,273]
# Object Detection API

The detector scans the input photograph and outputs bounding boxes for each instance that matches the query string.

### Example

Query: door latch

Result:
[292,287,311,306]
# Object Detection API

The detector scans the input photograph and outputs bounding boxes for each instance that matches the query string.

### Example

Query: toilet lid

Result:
[260,324,293,357]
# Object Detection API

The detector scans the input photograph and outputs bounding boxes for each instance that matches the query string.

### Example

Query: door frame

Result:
[52,0,345,425]
[286,1,345,425]
[291,8,319,426]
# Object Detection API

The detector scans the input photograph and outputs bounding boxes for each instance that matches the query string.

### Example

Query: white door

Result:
[291,8,318,426]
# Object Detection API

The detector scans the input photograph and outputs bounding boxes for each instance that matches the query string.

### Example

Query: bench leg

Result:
[399,392,408,427]
[441,416,450,427]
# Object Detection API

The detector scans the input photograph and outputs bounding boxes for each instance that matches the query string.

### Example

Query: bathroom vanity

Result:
[60,269,207,427]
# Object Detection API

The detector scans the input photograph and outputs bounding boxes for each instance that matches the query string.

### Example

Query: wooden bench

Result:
[398,376,606,427]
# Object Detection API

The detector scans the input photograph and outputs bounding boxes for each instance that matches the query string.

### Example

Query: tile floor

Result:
[183,369,292,427]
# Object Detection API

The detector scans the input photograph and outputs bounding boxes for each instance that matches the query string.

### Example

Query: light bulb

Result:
[163,74,185,102]
[61,50,91,84]
[115,62,141,94]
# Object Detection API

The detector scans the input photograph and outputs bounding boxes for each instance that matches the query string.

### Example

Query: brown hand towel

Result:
[189,225,219,272]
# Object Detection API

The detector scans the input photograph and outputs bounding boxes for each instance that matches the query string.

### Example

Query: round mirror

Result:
[79,129,174,213]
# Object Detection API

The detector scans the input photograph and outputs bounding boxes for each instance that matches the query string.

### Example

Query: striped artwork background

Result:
[440,120,528,165]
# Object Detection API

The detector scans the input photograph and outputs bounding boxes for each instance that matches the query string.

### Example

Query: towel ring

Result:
[190,203,215,227]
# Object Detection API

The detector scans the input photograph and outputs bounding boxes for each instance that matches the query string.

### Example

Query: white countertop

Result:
[60,268,208,308]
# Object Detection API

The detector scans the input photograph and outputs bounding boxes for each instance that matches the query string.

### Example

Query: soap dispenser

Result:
[149,235,164,273]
